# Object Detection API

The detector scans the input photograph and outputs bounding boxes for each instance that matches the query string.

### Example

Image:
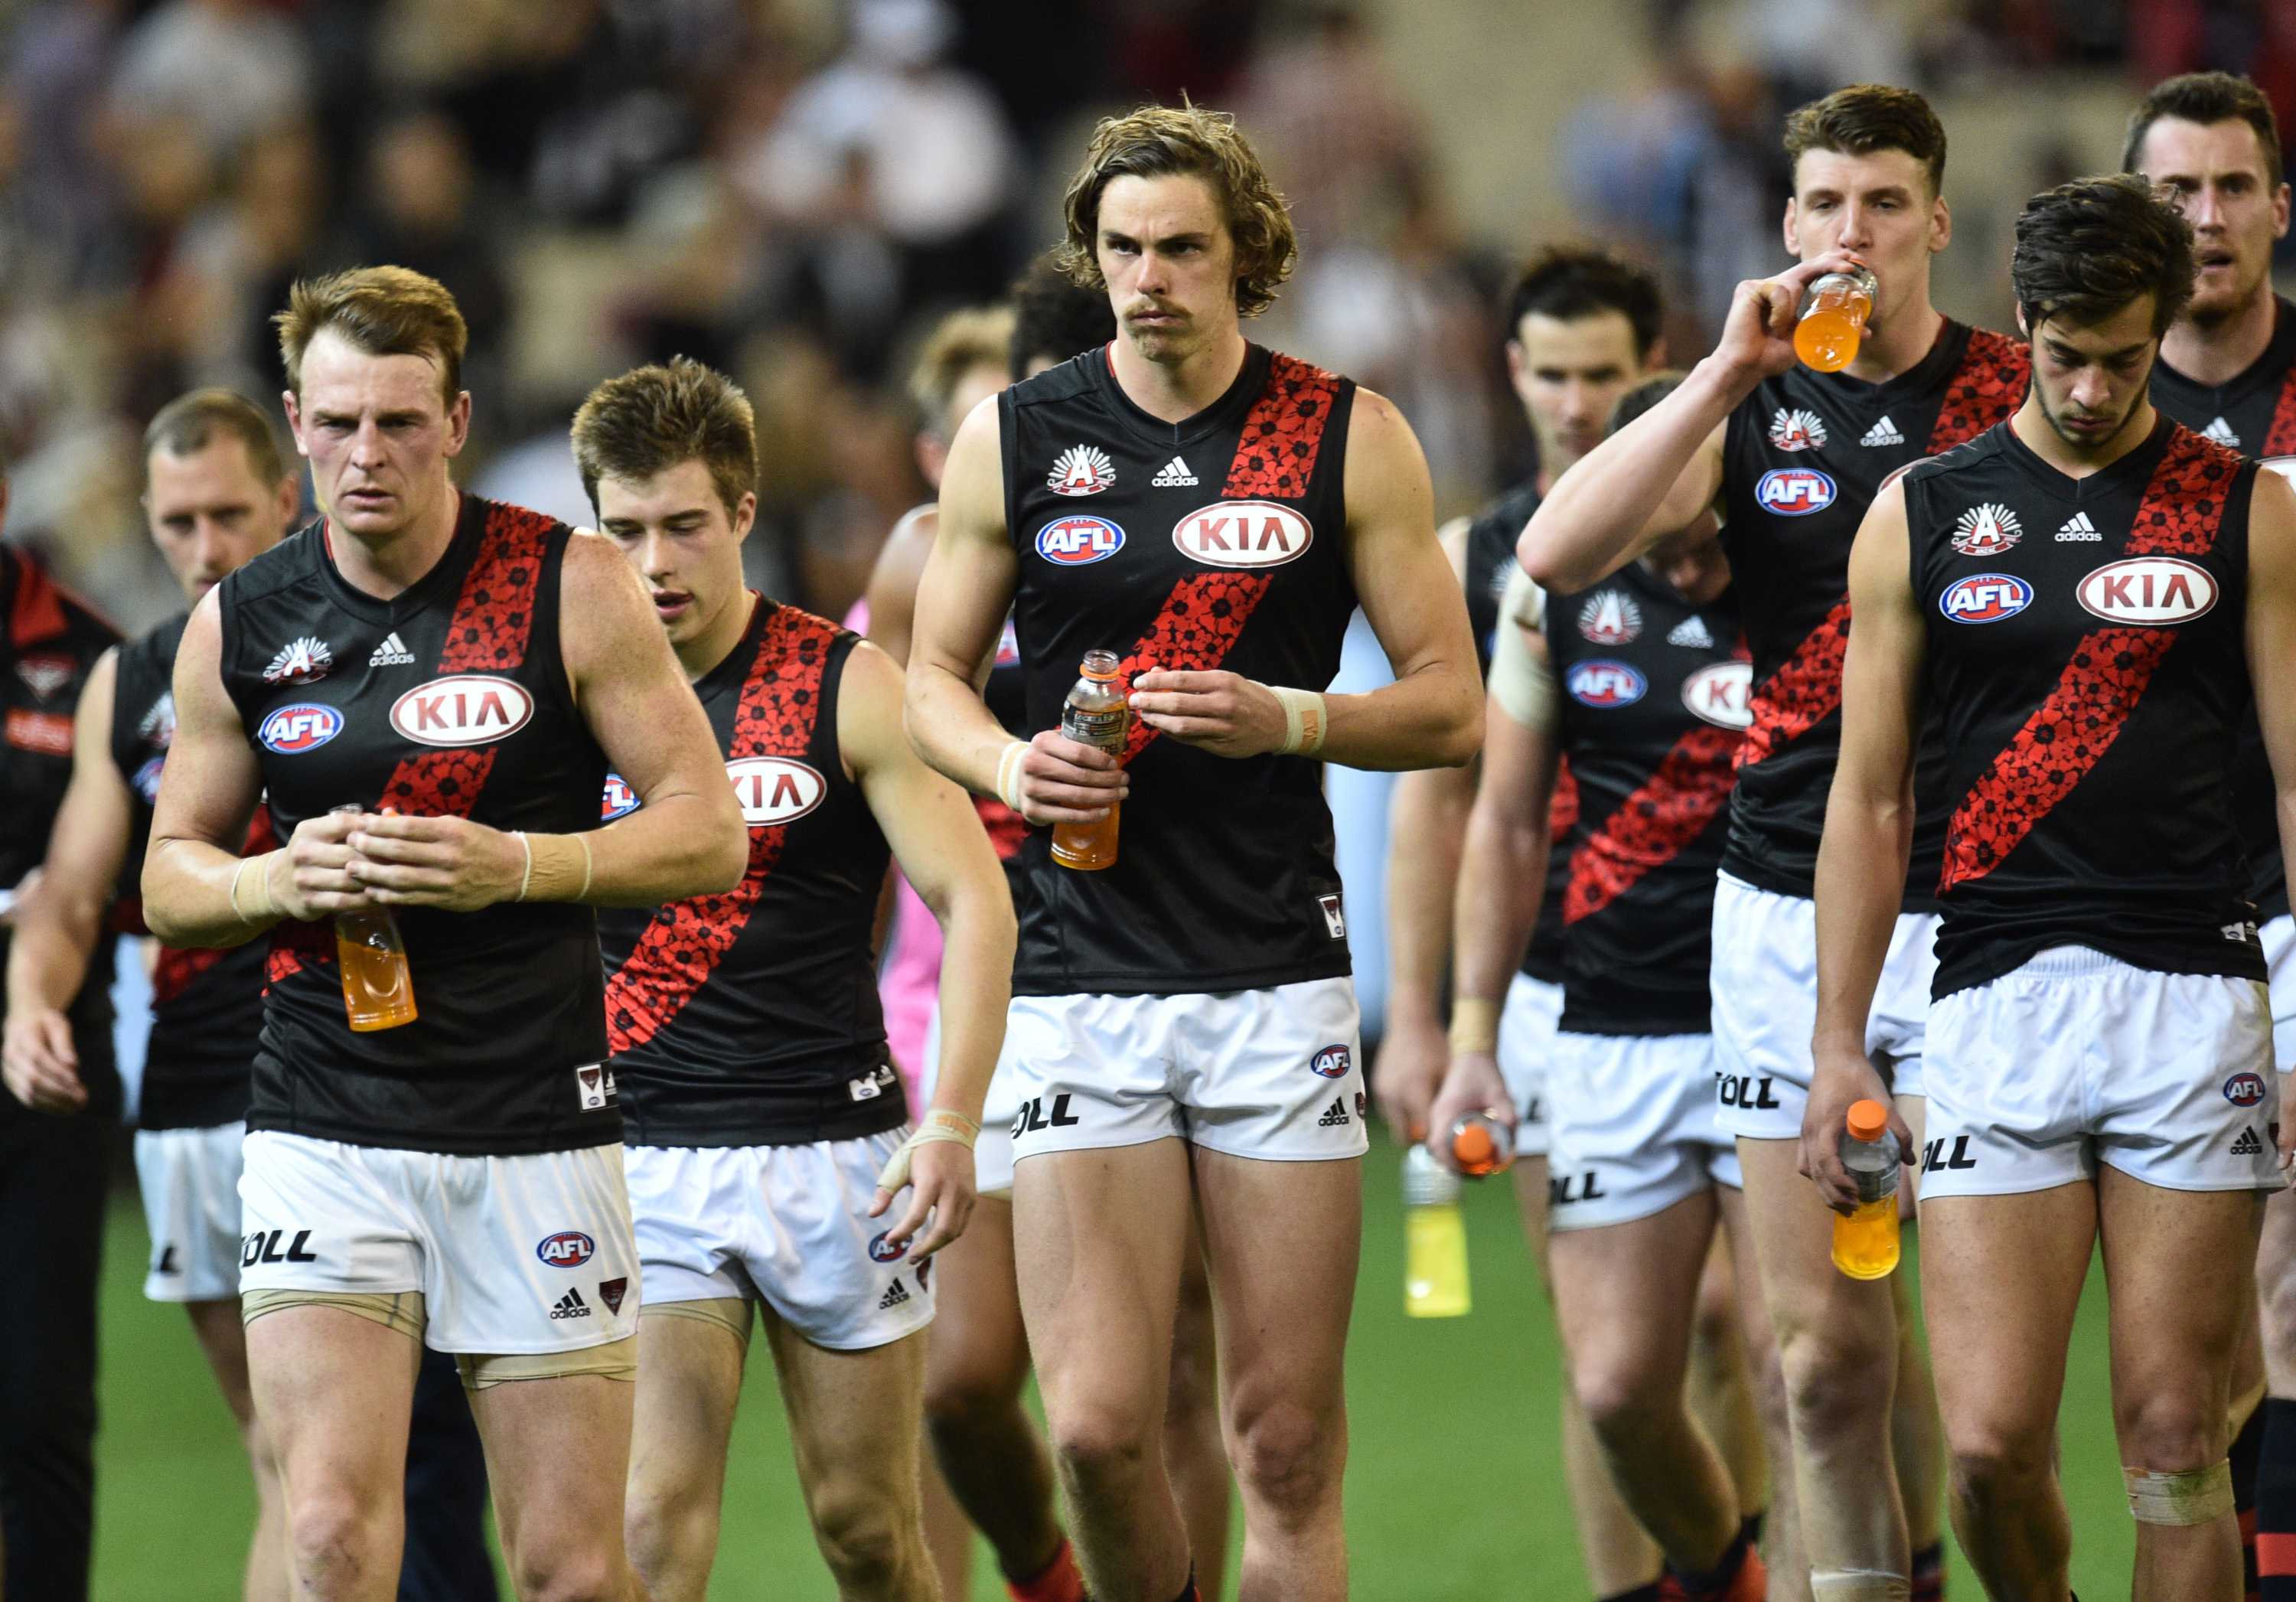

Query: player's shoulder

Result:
[223,520,324,605]
[1006,347,1103,411]
[1897,419,2010,491]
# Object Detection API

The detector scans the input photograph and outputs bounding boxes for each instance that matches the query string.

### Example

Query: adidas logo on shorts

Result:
[2232,1127,2264,1157]
[879,1277,911,1310]
[1317,1096,1350,1128]
[549,1288,591,1320]
[1151,455,1198,488]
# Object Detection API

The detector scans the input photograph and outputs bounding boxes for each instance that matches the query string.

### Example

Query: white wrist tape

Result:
[876,1108,982,1195]
[1489,566,1558,732]
[1267,685,1327,755]
[514,832,533,902]
[994,740,1029,811]
[2124,1461,2234,1526]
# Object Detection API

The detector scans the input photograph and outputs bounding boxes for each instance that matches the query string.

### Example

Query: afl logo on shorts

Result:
[727,756,825,825]
[1567,660,1646,708]
[1755,468,1836,517]
[1035,514,1124,566]
[1939,574,2032,625]
[2077,557,2218,625]
[1310,1044,1352,1079]
[258,703,342,754]
[536,1231,595,1268]
[600,773,641,820]
[868,1230,907,1264]
[1172,501,1313,569]
[2225,1072,2268,1108]
[390,674,534,747]
[1682,660,1753,729]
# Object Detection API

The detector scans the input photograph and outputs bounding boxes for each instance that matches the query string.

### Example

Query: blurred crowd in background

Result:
[2,0,2292,641]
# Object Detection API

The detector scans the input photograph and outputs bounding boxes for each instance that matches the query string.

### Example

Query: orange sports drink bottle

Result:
[1052,650,1130,872]
[1447,1111,1515,1178]
[1831,1098,1901,1280]
[330,804,417,1031]
[1794,265,1878,373]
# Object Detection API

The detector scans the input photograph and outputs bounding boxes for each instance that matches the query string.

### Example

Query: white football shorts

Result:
[1497,972,1561,1160]
[136,1121,246,1303]
[1547,1032,1740,1231]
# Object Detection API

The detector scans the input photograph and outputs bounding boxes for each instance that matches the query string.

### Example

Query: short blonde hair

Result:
[275,266,468,406]
[571,357,759,520]
[1056,103,1297,319]
[909,305,1016,439]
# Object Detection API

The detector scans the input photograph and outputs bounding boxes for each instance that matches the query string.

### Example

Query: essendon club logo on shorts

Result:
[536,1231,595,1268]
[1309,1044,1352,1079]
[2225,1072,2268,1108]
[597,1277,628,1314]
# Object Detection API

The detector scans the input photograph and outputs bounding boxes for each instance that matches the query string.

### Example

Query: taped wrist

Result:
[994,739,1029,811]
[2125,1460,2234,1525]
[1265,685,1327,755]
[1447,996,1500,1056]
[875,1108,983,1195]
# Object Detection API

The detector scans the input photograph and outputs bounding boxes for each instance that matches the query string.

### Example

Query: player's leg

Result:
[921,1454,975,1602]
[468,1369,644,1602]
[2254,912,2296,1600]
[400,1346,498,1602]
[1714,1185,1801,1598]
[623,1302,748,1601]
[1686,1235,1769,1537]
[183,1299,289,1602]
[1166,1241,1232,1602]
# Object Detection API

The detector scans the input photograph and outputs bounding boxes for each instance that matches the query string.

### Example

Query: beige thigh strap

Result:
[458,1336,638,1390]
[242,1287,426,1339]
[639,1296,754,1348]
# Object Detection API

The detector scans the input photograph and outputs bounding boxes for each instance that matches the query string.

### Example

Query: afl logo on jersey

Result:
[600,773,641,821]
[1567,660,1646,707]
[1681,661,1753,729]
[259,703,343,754]
[535,1232,594,1268]
[727,756,825,825]
[1755,468,1836,517]
[2077,557,2218,625]
[1172,501,1314,569]
[1939,574,2033,624]
[390,675,534,747]
[1035,514,1125,566]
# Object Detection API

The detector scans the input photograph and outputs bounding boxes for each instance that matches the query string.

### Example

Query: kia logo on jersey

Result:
[1567,660,1646,707]
[389,675,535,748]
[726,756,826,825]
[2076,557,2217,625]
[1754,468,1837,517]
[1035,514,1125,566]
[1939,574,2033,625]
[1681,660,1753,729]
[535,1231,595,1268]
[1172,500,1314,569]
[258,703,344,754]
[600,773,641,820]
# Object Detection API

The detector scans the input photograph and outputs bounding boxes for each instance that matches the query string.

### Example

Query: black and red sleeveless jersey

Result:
[1542,565,1746,1033]
[2149,296,2296,921]
[217,494,612,1156]
[1465,481,1572,984]
[1720,320,2029,906]
[598,597,900,1147]
[0,548,119,1124]
[999,343,1361,996]
[1905,416,2264,997]
[110,612,267,1130]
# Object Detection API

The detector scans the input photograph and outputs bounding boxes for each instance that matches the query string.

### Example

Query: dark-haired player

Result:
[142,266,748,1602]
[909,103,1482,1601]
[1525,83,2025,1601]
[1809,171,2296,1602]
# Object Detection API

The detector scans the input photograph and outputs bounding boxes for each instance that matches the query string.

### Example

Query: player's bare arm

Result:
[1522,253,1858,592]
[1802,479,1923,1206]
[1130,391,1481,768]
[344,531,747,909]
[908,397,1127,824]
[862,505,936,668]
[843,638,1016,1257]
[2,648,127,1114]
[1375,517,1478,1141]
[2248,468,2296,1168]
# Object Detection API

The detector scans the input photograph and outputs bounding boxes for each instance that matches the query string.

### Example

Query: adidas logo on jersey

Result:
[549,1288,591,1320]
[1860,416,1906,447]
[2056,511,2102,542]
[2233,1126,2264,1157]
[2203,416,2242,449]
[1666,615,1714,648]
[1151,455,1198,488]
[367,631,416,667]
[1317,1096,1351,1128]
[878,1277,911,1310]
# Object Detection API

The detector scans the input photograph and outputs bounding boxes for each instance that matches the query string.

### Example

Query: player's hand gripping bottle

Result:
[331,804,417,1032]
[1403,1142,1470,1317]
[1052,650,1129,872]
[1447,1111,1515,1178]
[1795,264,1879,373]
[1831,1098,1901,1279]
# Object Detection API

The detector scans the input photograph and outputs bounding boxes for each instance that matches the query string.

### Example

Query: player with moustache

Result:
[142,267,747,1602]
[1522,84,2027,1602]
[908,104,1482,1601]
[1808,173,2296,1602]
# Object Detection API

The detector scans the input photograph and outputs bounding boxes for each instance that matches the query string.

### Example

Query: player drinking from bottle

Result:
[142,266,747,1602]
[906,103,1482,1601]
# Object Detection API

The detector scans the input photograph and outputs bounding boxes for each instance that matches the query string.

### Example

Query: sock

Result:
[1740,1509,1766,1549]
[1600,1586,1662,1602]
[1663,1528,1756,1601]
[2237,1398,2267,1602]
[1008,1538,1088,1602]
[1912,1538,1945,1602]
[1169,1568,1200,1602]
[2261,1398,2296,1600]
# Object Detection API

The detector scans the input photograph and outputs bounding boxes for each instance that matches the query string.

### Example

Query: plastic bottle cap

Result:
[1846,1098,1890,1142]
[1453,1121,1495,1166]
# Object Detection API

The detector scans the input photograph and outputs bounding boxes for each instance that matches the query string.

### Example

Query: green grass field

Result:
[93,1128,2137,1599]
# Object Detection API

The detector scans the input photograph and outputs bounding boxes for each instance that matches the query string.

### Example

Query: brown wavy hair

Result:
[1056,103,1297,319]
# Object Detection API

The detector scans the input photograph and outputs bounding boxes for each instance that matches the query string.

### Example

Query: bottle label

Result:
[1849,1165,1898,1205]
[1062,703,1127,752]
